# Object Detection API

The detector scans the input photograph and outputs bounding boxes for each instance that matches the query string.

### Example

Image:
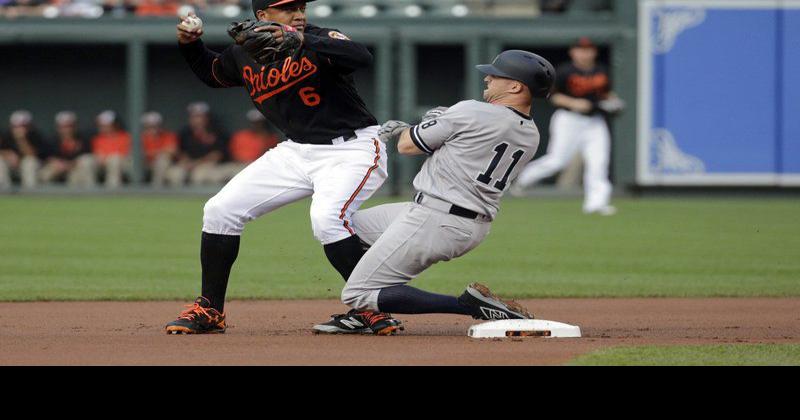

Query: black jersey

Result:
[180,24,377,145]
[0,129,49,160]
[52,133,87,160]
[554,63,611,114]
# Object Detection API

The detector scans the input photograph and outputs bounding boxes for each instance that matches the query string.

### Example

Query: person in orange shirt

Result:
[214,109,280,183]
[91,110,131,189]
[141,111,178,188]
[135,0,180,17]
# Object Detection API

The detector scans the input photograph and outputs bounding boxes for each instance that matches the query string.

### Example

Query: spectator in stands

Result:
[0,0,49,19]
[53,0,105,18]
[135,0,180,17]
[204,0,244,18]
[91,110,131,189]
[168,101,227,187]
[39,111,95,188]
[0,110,47,189]
[0,119,13,191]
[540,0,612,14]
[214,109,279,183]
[101,0,137,17]
[141,111,178,187]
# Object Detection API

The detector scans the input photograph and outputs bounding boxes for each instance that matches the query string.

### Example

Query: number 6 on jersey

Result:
[299,87,321,107]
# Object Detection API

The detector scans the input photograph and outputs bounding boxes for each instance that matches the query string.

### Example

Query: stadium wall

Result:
[0,3,637,193]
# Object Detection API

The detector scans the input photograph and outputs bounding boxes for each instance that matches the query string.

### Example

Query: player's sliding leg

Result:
[344,201,483,318]
[166,144,313,334]
[320,202,412,280]
[307,136,407,335]
[335,203,532,335]
[343,203,471,315]
[312,202,409,335]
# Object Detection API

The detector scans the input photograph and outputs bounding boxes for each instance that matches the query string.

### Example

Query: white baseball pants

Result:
[516,109,612,212]
[202,126,387,245]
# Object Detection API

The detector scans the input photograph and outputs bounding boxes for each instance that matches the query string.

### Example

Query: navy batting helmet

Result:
[476,50,556,98]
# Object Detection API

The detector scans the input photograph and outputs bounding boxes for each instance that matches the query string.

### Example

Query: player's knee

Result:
[202,196,244,235]
[340,286,357,307]
[309,207,347,244]
[340,285,372,311]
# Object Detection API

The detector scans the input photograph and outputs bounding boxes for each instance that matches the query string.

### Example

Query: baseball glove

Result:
[378,120,410,143]
[227,19,302,65]
[596,97,626,115]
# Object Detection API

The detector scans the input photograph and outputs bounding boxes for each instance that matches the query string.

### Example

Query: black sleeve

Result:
[179,40,242,88]
[302,28,373,71]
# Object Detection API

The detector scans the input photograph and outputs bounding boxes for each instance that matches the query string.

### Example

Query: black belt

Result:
[414,192,480,220]
[326,133,357,145]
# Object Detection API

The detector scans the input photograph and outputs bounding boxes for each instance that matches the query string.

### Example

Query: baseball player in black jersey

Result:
[512,37,624,215]
[166,0,401,335]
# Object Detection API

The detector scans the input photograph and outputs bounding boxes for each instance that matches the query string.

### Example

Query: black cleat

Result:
[312,310,403,335]
[458,283,534,320]
[165,296,226,334]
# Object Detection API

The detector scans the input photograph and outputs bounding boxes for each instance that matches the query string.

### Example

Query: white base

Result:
[468,319,581,339]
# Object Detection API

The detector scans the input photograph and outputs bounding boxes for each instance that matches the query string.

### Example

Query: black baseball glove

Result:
[227,20,302,65]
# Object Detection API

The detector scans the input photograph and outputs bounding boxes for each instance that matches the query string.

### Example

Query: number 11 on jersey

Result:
[477,142,525,191]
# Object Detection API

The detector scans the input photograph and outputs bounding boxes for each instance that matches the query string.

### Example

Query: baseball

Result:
[181,15,203,32]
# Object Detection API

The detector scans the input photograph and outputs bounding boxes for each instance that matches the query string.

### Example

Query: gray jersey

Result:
[409,100,540,220]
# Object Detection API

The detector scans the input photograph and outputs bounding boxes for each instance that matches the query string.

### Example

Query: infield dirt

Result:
[1,298,798,365]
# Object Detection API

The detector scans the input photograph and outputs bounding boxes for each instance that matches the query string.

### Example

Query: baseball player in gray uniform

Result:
[313,50,556,335]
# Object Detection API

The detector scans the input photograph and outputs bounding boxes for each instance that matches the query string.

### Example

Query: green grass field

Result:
[1,195,798,301]
[569,344,800,366]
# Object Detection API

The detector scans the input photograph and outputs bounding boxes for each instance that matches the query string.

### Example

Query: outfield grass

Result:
[568,344,800,366]
[0,196,798,301]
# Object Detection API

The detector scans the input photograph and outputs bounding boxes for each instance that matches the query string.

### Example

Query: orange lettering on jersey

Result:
[567,74,609,97]
[242,56,319,104]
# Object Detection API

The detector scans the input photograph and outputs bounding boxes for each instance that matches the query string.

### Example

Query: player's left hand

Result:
[596,96,626,115]
[228,20,304,64]
[378,120,410,143]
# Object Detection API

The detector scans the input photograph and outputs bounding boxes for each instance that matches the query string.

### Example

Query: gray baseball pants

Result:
[342,194,491,312]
